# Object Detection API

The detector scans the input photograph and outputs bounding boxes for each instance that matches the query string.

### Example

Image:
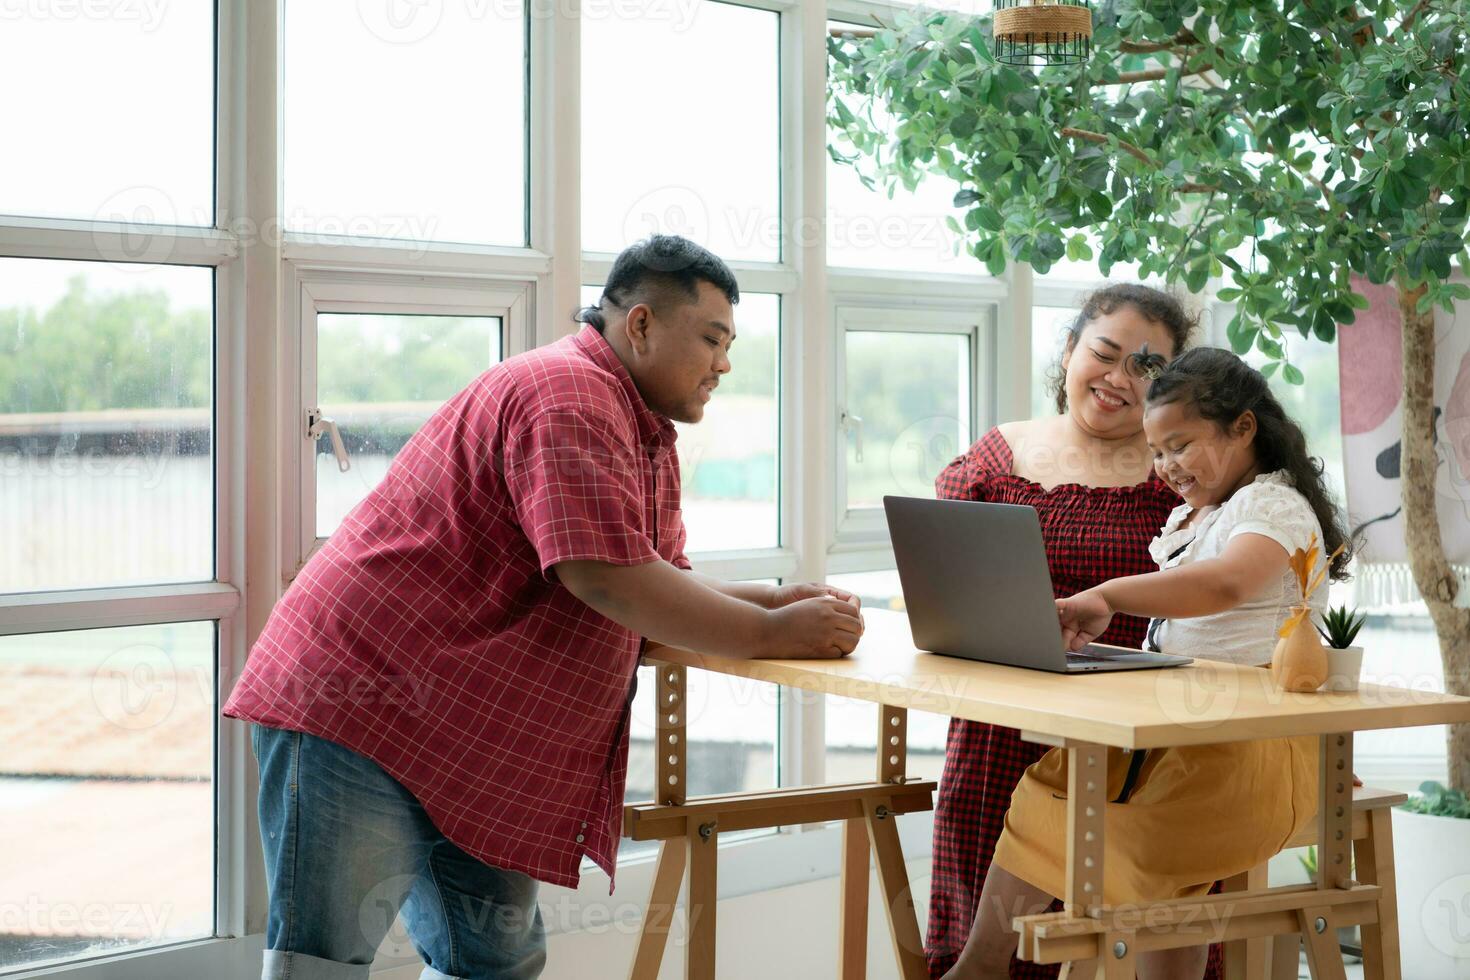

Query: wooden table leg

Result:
[685,816,718,980]
[1297,906,1348,980]
[839,818,870,980]
[1270,934,1302,980]
[630,839,688,980]
[864,796,928,979]
[1353,806,1401,980]
[1065,741,1108,917]
[1223,865,1271,980]
[1062,741,1111,976]
[1318,733,1355,892]
[1101,931,1138,979]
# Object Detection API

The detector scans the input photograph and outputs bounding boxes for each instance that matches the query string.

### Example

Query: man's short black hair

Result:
[575,235,739,332]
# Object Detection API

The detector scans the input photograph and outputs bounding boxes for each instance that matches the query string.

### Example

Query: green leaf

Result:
[1282,363,1305,385]
[1086,191,1113,219]
[1226,314,1258,355]
[950,110,979,140]
[974,205,1004,233]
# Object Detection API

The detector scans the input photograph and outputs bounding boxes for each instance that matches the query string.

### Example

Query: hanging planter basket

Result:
[992,0,1093,66]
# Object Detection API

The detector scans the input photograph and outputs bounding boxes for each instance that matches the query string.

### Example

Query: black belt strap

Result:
[1113,748,1149,804]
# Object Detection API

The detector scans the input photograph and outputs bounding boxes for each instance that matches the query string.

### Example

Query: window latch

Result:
[307,408,352,473]
[840,410,864,464]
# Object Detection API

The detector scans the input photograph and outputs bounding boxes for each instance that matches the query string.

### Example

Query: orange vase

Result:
[1272,606,1328,692]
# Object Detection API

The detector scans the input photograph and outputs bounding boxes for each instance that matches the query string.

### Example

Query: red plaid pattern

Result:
[224,326,690,891]
[925,428,1224,979]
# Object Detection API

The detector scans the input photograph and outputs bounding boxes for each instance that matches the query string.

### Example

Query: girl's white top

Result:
[1149,470,1328,666]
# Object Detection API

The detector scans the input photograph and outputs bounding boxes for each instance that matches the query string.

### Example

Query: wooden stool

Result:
[1222,786,1406,980]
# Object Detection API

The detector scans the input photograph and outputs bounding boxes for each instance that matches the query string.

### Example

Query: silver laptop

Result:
[883,496,1193,673]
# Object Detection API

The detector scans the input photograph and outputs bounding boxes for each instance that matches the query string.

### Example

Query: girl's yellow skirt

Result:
[992,734,1319,905]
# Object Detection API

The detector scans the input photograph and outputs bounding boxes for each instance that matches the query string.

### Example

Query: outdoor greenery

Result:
[0,278,210,414]
[829,0,1470,374]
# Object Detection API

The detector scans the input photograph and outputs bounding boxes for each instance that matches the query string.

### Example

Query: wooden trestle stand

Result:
[624,660,935,980]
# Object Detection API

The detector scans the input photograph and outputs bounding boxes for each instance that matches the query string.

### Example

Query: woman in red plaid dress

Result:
[924,285,1224,980]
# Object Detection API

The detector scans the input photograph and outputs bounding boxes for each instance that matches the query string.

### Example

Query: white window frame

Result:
[829,288,1000,559]
[283,270,535,579]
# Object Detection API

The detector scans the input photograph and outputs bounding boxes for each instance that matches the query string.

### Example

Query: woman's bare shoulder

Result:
[996,417,1055,451]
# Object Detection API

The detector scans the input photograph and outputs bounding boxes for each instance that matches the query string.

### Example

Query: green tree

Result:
[0,277,210,414]
[830,0,1470,788]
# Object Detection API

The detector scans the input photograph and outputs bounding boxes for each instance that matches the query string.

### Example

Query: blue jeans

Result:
[251,724,547,980]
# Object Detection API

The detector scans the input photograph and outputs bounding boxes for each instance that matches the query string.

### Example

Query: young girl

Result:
[940,346,1353,980]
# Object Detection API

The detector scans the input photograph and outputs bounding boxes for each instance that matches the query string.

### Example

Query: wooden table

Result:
[625,608,1470,980]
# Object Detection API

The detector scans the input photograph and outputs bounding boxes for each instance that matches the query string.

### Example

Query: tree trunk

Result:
[1396,281,1470,792]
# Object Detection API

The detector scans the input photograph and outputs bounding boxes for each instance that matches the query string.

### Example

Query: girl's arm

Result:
[1056,533,1292,651]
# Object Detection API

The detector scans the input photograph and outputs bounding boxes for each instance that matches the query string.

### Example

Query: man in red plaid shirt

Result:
[224,236,863,980]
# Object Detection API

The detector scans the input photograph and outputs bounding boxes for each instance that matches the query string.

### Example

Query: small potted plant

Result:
[1315,605,1367,692]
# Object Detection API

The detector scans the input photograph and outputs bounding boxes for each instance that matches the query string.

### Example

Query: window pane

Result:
[0,622,216,972]
[0,260,213,594]
[824,570,945,783]
[0,6,213,225]
[582,0,780,262]
[315,314,502,537]
[284,3,526,246]
[828,21,972,275]
[580,289,780,552]
[844,330,971,510]
[1032,305,1077,420]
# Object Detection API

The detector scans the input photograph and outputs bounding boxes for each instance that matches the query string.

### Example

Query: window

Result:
[0,622,216,972]
[0,259,214,594]
[1031,304,1078,421]
[294,277,528,562]
[313,313,504,536]
[0,6,214,226]
[579,287,781,553]
[828,21,973,275]
[283,1,527,246]
[581,0,780,262]
[835,304,990,542]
